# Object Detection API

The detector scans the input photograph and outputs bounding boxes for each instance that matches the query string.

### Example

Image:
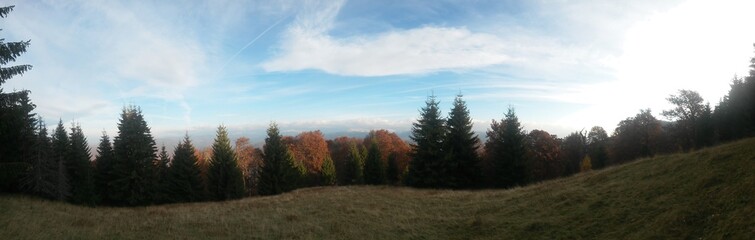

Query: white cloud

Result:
[262,1,510,76]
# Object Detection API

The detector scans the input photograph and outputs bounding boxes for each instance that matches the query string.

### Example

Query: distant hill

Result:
[2,138,753,239]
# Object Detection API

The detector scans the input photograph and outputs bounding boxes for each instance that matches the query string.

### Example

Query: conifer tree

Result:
[347,143,365,184]
[207,125,246,200]
[50,120,71,200]
[95,132,115,204]
[385,153,400,185]
[0,5,34,192]
[363,141,385,185]
[164,135,205,203]
[67,124,96,205]
[112,106,158,206]
[320,156,337,186]
[485,107,528,188]
[20,118,58,199]
[258,123,301,195]
[406,95,446,188]
[154,145,170,203]
[445,94,481,188]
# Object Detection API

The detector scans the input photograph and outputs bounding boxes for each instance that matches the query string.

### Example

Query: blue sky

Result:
[3,0,755,148]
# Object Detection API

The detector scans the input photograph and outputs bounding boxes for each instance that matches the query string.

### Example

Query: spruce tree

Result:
[95,132,115,204]
[363,141,385,185]
[406,95,446,188]
[0,5,34,192]
[164,135,205,203]
[258,123,301,195]
[320,156,337,186]
[207,125,245,200]
[347,143,365,184]
[112,106,158,206]
[155,145,170,203]
[445,94,481,188]
[20,118,58,199]
[67,124,96,205]
[50,120,71,200]
[485,107,528,188]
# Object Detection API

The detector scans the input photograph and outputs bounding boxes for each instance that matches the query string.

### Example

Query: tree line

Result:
[2,5,755,206]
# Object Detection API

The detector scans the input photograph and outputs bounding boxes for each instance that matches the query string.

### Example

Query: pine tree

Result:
[95,132,115,204]
[406,95,446,188]
[207,125,246,200]
[258,123,302,195]
[67,123,96,205]
[50,120,71,200]
[320,156,337,186]
[445,94,481,188]
[112,106,158,206]
[363,141,385,185]
[485,107,528,188]
[164,135,205,203]
[20,118,58,199]
[0,5,34,193]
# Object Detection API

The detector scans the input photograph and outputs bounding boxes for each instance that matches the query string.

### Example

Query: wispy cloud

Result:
[263,1,510,76]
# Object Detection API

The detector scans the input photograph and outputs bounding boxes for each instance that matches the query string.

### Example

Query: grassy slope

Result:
[1,138,753,240]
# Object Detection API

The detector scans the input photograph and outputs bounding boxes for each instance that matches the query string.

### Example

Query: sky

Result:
[3,0,755,148]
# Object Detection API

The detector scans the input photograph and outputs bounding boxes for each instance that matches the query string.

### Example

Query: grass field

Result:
[2,138,754,239]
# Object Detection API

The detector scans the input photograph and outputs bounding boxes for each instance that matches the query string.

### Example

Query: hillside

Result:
[1,138,754,239]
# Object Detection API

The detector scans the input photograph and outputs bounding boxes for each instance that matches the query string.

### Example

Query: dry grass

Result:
[2,138,754,239]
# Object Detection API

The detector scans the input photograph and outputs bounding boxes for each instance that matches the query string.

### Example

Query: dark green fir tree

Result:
[406,95,446,188]
[112,106,158,206]
[445,94,481,188]
[95,132,115,204]
[67,123,96,205]
[164,134,205,203]
[485,107,528,188]
[258,123,301,195]
[207,125,245,200]
[363,141,385,185]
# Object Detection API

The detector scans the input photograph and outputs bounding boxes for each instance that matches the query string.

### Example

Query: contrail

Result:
[217,15,289,76]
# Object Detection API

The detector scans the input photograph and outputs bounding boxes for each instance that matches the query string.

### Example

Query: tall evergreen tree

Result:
[20,118,58,199]
[258,123,301,195]
[50,120,71,200]
[444,94,481,188]
[385,153,400,185]
[67,123,96,205]
[346,143,365,185]
[0,5,31,85]
[164,135,205,203]
[112,106,158,206]
[0,5,34,193]
[207,125,245,200]
[485,107,528,188]
[95,132,115,204]
[363,141,385,185]
[320,156,337,186]
[406,95,446,188]
[154,145,170,203]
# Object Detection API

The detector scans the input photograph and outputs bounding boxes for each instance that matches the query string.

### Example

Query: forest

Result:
[1,5,755,207]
